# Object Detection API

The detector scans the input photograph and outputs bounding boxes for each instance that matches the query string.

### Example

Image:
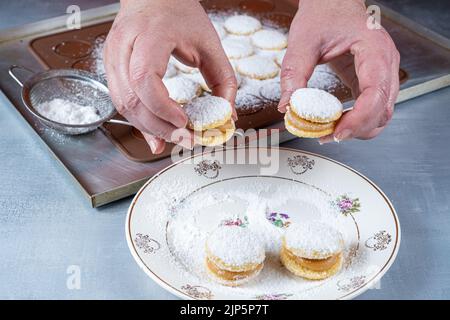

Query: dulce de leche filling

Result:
[206,258,262,281]
[286,109,335,132]
[284,247,341,272]
[199,119,234,137]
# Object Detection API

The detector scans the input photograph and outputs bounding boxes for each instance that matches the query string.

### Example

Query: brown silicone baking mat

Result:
[27,0,408,162]
[0,0,448,206]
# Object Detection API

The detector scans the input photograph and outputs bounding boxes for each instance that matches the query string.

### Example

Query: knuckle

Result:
[379,104,394,127]
[109,20,126,39]
[385,105,394,122]
[224,73,238,91]
[375,83,390,107]
[280,65,297,81]
[119,90,140,115]
[129,64,150,87]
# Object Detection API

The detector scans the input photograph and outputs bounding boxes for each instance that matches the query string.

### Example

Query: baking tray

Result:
[26,4,354,162]
[0,0,449,206]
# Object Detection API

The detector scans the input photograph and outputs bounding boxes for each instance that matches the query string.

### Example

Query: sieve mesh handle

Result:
[8,65,36,88]
[107,118,133,127]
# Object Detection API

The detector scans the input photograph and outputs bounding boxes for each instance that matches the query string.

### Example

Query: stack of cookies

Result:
[285,88,343,138]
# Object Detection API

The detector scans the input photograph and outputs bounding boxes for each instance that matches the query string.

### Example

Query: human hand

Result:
[279,0,400,142]
[104,0,237,153]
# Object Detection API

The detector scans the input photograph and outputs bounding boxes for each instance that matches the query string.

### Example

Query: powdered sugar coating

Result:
[290,88,343,122]
[227,34,252,44]
[235,83,263,111]
[236,56,279,80]
[222,38,254,59]
[224,15,262,35]
[259,79,281,101]
[163,76,201,104]
[183,72,210,91]
[308,65,340,91]
[284,222,344,259]
[251,29,287,50]
[207,226,265,266]
[184,95,231,128]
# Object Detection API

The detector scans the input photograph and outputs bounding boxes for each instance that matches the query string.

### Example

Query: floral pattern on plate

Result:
[255,293,293,300]
[181,284,213,299]
[266,212,291,228]
[194,160,222,179]
[220,216,249,228]
[333,195,361,216]
[365,231,392,251]
[287,155,315,175]
[134,233,161,254]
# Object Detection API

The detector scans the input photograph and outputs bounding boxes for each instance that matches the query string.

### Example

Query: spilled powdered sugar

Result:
[159,177,369,298]
[91,35,106,78]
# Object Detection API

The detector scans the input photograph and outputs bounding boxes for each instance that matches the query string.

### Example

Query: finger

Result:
[103,22,134,114]
[333,36,395,141]
[278,29,320,112]
[329,54,360,98]
[103,21,139,119]
[129,34,188,128]
[196,29,238,120]
[142,132,166,154]
[319,124,386,144]
[364,126,386,139]
[132,103,193,149]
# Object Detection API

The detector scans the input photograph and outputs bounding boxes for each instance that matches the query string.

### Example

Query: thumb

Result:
[142,132,166,154]
[278,39,320,112]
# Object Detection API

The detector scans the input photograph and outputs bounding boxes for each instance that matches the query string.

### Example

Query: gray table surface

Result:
[1,1,449,300]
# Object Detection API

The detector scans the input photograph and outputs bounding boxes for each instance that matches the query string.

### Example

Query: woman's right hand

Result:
[103,0,237,153]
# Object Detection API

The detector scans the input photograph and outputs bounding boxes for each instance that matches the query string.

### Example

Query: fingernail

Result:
[174,114,187,128]
[148,139,157,153]
[318,135,333,145]
[173,128,193,150]
[334,129,353,142]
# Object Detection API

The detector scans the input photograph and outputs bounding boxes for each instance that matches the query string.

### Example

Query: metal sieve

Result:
[8,65,131,135]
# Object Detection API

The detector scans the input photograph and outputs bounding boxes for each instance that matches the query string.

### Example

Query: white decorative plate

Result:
[126,147,400,300]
